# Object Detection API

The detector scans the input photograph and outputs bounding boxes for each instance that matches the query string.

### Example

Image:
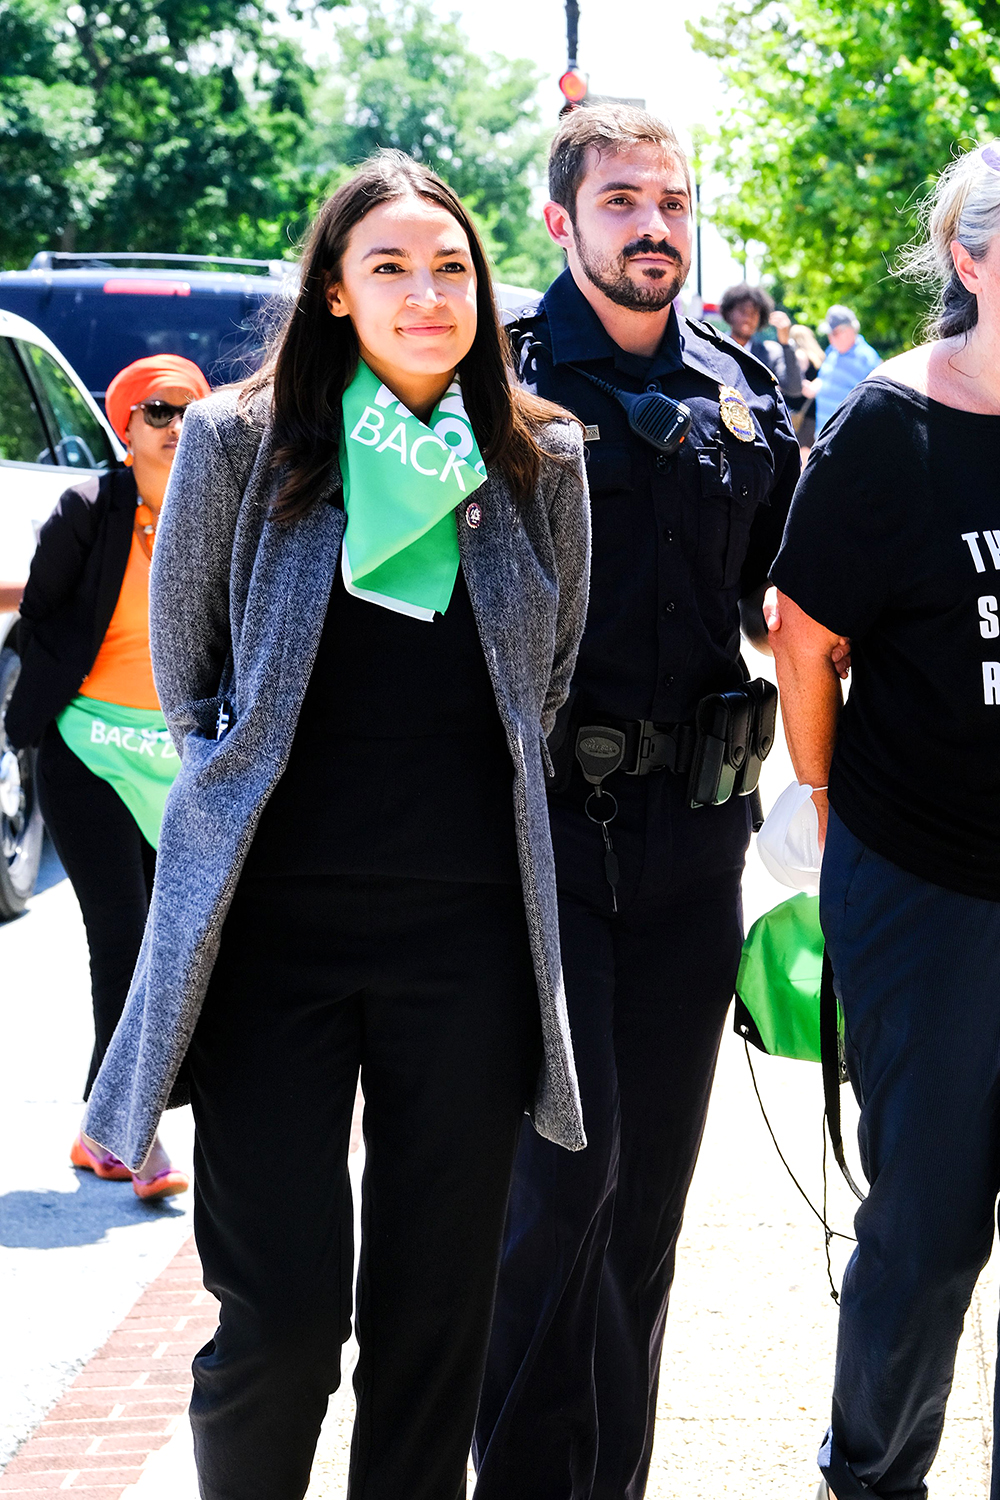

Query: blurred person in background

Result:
[808,304,881,433]
[3,353,210,1200]
[719,280,803,400]
[788,322,826,453]
[767,143,1000,1500]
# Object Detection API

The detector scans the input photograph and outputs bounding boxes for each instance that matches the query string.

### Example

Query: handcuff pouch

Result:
[688,691,752,808]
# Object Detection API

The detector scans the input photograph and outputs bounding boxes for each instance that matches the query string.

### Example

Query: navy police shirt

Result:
[512,269,800,724]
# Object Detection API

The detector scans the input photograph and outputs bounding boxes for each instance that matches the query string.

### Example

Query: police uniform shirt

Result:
[514,269,800,725]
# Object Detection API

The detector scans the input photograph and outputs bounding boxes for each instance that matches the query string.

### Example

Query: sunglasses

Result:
[130,399,192,428]
[980,144,1000,172]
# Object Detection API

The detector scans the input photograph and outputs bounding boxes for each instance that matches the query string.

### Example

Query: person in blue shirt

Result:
[810,305,881,432]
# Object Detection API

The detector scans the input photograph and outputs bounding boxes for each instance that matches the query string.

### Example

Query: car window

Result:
[38,288,272,398]
[0,338,53,465]
[17,340,115,469]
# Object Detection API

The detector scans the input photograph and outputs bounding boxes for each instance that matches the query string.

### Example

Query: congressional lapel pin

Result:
[718,385,756,443]
[465,499,483,529]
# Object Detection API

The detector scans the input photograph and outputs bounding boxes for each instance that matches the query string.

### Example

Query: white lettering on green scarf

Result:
[339,360,487,621]
[56,696,179,850]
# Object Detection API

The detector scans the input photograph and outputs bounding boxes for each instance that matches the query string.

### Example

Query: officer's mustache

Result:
[621,239,682,266]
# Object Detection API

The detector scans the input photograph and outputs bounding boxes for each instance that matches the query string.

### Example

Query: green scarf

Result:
[56,696,179,850]
[339,360,487,621]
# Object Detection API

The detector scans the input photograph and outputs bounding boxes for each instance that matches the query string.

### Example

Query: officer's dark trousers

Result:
[818,810,1000,1500]
[36,723,156,1099]
[185,870,540,1500]
[474,770,749,1500]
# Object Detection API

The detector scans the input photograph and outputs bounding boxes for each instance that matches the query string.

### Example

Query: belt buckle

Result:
[627,720,671,776]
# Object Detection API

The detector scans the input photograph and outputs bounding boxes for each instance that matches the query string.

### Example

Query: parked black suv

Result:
[0,252,541,408]
[0,253,297,404]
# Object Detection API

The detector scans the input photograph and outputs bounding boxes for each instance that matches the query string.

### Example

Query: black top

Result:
[772,376,1000,900]
[513,270,800,725]
[246,564,521,884]
[749,335,804,400]
[4,467,136,750]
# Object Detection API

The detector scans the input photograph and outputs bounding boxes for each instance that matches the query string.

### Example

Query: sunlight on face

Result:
[326,195,478,400]
[559,142,692,312]
[828,325,857,353]
[124,383,195,472]
[727,299,763,344]
[954,231,1000,336]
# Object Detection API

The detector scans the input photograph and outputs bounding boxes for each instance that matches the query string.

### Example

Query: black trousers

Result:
[186,869,541,1500]
[35,723,156,1100]
[474,770,750,1500]
[819,812,1000,1500]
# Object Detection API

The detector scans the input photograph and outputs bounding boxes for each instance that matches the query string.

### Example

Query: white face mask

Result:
[756,781,823,894]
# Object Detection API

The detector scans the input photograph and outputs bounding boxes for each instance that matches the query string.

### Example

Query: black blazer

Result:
[5,468,137,750]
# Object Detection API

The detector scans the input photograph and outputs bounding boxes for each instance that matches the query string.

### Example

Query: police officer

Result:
[473,105,800,1500]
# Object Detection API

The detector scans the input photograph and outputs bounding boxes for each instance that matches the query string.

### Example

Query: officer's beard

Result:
[575,233,687,312]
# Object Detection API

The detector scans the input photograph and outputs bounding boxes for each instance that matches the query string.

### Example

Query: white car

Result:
[0,308,122,916]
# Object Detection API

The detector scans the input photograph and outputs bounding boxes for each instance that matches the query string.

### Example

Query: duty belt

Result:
[578,680,776,800]
[571,683,777,913]
[571,718,698,915]
[581,717,697,777]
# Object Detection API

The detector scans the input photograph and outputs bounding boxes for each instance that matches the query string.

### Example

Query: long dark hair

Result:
[243,150,572,521]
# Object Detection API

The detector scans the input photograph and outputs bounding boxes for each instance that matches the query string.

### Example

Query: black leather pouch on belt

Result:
[545,678,778,807]
[687,678,777,809]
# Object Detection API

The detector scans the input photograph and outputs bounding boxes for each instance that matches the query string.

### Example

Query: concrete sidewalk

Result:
[6,685,996,1496]
[19,1024,996,1500]
[0,847,194,1474]
[305,697,999,1497]
[303,1034,997,1499]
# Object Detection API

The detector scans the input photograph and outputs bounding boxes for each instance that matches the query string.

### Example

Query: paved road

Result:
[2,670,996,1496]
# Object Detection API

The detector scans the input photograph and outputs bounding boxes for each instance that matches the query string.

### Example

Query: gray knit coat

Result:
[84,387,590,1169]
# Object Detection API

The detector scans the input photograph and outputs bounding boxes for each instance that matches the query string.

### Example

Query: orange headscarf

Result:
[105,355,211,442]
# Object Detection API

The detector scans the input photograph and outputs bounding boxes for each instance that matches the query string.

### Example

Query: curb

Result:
[0,1237,215,1498]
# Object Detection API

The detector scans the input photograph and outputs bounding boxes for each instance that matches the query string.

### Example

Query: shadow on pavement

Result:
[0,1171,187,1248]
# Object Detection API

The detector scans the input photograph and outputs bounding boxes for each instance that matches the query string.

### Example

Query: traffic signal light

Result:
[558,67,589,106]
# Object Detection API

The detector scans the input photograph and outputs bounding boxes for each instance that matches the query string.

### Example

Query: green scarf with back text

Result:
[338,360,487,621]
[55,696,179,850]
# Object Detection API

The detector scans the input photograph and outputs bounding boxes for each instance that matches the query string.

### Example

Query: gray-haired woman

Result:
[768,143,1000,1500]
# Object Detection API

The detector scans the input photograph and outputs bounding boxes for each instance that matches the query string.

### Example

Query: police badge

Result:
[718,385,756,443]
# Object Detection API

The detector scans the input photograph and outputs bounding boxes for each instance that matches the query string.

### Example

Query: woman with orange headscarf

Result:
[4,354,210,1199]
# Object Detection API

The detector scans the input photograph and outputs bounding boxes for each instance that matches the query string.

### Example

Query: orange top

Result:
[79,530,159,710]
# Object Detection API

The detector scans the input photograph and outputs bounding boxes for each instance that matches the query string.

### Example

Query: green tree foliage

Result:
[312,0,561,289]
[0,0,346,266]
[689,0,1000,349]
[0,0,561,290]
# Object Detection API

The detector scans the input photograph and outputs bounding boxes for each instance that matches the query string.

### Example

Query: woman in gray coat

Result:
[84,152,589,1499]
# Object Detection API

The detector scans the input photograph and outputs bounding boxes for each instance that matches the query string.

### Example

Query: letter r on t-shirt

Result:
[984,662,1000,704]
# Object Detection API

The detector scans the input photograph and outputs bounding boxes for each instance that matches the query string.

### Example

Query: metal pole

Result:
[695,179,703,301]
[566,0,579,68]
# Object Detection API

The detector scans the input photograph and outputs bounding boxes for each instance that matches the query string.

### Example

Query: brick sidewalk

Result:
[0,1238,213,1498]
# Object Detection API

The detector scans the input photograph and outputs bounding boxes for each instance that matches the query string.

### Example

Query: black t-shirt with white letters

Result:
[772,375,1000,900]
